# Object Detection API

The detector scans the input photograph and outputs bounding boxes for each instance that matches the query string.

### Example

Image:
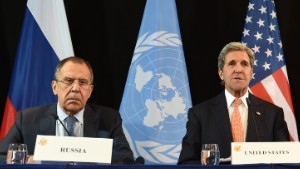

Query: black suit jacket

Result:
[0,103,134,164]
[178,91,289,164]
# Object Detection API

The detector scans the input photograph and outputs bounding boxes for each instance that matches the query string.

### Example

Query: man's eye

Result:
[79,80,88,85]
[64,79,74,84]
[242,62,249,67]
[228,61,235,66]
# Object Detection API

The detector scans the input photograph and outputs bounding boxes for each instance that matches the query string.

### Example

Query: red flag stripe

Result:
[259,74,298,141]
[0,97,17,141]
[272,67,295,113]
[250,80,298,141]
[250,82,273,104]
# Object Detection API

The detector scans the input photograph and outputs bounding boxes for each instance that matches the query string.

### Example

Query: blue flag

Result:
[241,0,298,141]
[120,0,192,164]
[0,0,74,140]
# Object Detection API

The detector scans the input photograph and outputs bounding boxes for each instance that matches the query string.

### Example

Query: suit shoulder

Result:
[192,93,222,110]
[253,96,282,110]
[86,103,120,115]
[20,104,55,115]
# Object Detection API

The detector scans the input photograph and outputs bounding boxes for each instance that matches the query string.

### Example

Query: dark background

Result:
[1,0,300,137]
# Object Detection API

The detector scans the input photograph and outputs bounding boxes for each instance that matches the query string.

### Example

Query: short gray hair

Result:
[53,57,94,84]
[218,42,255,70]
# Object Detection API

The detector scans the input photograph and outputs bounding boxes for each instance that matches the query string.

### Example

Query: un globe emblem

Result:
[120,31,192,164]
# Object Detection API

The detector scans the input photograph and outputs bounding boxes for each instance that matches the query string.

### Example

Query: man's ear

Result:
[88,85,94,98]
[51,81,58,95]
[218,68,224,80]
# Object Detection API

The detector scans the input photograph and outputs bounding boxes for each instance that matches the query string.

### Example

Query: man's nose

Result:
[234,63,243,72]
[71,80,81,91]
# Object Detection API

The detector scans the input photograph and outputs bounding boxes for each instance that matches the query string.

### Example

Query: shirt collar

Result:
[224,89,249,108]
[56,103,84,124]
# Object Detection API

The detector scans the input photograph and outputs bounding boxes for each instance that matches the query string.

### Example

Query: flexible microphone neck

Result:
[54,115,71,136]
[246,98,260,142]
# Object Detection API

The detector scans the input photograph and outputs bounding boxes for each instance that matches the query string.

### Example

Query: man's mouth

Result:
[67,97,80,102]
[233,77,244,80]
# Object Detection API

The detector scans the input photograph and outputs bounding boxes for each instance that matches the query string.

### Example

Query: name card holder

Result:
[33,135,113,164]
[231,142,300,164]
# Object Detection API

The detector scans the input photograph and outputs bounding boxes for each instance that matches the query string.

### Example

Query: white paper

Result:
[33,135,113,164]
[231,142,300,164]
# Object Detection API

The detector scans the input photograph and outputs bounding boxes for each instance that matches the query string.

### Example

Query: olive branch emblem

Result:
[132,31,182,63]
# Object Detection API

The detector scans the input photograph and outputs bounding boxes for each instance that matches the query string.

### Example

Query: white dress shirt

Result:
[225,89,249,140]
[55,103,84,137]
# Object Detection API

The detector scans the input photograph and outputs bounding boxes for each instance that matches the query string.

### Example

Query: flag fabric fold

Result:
[0,0,74,140]
[242,0,298,141]
[120,0,192,164]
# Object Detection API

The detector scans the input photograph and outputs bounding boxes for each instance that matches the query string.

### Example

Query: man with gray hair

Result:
[178,42,289,164]
[0,57,134,164]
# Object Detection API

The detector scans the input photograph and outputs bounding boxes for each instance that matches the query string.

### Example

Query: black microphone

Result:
[51,115,76,165]
[134,156,145,165]
[54,115,71,136]
[246,98,260,141]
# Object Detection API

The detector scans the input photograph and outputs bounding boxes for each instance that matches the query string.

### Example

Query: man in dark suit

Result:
[178,42,289,165]
[0,57,134,164]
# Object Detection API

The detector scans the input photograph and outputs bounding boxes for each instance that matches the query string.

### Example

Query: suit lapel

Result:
[212,92,233,142]
[246,93,261,141]
[39,105,56,135]
[83,105,99,137]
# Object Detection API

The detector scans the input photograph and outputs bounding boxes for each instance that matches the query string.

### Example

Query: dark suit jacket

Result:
[0,103,134,164]
[178,91,290,165]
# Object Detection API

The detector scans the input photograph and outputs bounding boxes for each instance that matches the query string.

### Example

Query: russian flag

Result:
[0,0,74,140]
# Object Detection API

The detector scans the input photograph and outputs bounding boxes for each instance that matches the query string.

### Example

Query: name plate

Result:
[231,142,300,164]
[33,135,113,164]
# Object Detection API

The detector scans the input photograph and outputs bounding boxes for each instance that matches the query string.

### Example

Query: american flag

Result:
[241,0,298,141]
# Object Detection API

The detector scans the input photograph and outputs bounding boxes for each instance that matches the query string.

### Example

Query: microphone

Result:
[134,156,145,165]
[54,115,71,136]
[52,115,77,165]
[246,98,260,141]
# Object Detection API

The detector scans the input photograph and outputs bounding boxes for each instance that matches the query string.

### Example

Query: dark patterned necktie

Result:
[65,116,77,136]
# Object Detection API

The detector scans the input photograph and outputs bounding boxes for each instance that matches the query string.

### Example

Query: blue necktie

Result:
[65,116,77,136]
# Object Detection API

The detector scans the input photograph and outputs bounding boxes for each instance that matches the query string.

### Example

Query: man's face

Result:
[218,50,253,97]
[52,61,94,115]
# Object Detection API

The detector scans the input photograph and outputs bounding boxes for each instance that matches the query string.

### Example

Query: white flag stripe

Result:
[261,75,298,140]
[281,66,290,84]
[262,75,292,116]
[27,0,74,60]
[280,65,298,140]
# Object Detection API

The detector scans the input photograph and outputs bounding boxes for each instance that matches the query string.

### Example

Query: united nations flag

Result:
[120,0,192,164]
